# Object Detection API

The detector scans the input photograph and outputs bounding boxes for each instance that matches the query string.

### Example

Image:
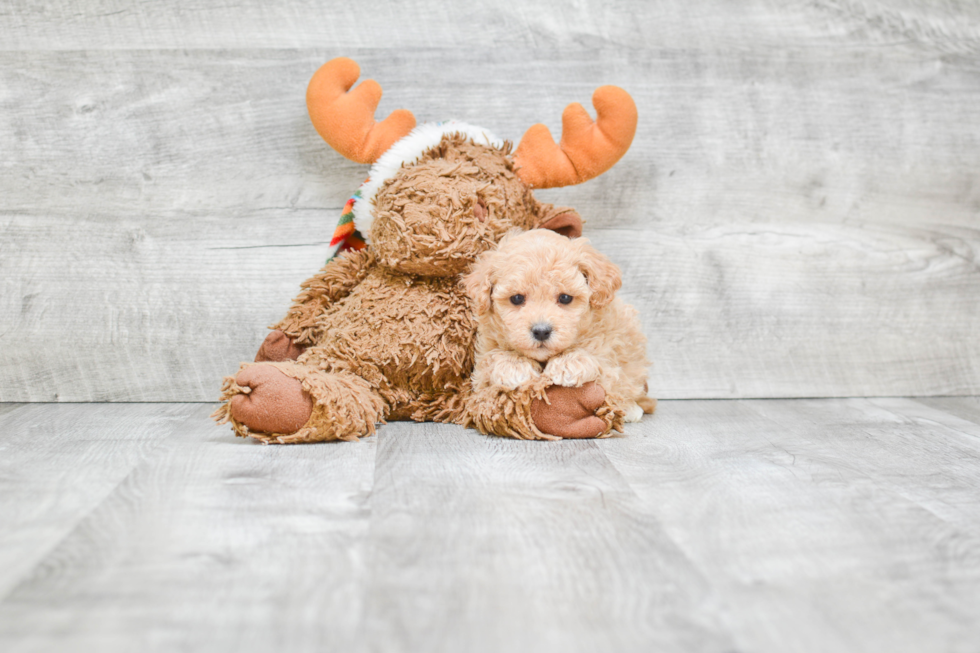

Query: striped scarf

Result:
[325,186,367,263]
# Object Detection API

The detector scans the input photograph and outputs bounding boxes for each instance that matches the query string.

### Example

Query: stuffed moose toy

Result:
[213,57,638,443]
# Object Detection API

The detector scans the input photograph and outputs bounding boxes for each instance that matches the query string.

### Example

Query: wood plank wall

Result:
[1,1,978,401]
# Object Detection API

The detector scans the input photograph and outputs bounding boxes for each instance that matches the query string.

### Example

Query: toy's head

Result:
[306,57,637,277]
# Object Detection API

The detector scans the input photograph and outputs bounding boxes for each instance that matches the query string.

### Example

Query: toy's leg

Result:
[212,361,385,444]
[254,330,306,362]
[464,380,553,440]
[228,364,312,434]
[465,379,620,440]
[531,382,619,438]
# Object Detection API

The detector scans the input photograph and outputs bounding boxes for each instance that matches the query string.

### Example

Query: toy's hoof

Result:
[230,365,312,434]
[530,382,607,439]
[255,330,306,362]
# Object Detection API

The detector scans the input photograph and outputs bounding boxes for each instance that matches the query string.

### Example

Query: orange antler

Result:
[513,86,637,189]
[306,57,416,164]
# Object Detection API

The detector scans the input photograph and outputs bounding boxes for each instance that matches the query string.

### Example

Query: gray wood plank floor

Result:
[2,400,978,652]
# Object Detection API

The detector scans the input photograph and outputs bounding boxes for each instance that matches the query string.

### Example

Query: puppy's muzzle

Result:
[531,323,553,342]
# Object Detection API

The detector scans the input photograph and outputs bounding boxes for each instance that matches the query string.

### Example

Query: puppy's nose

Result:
[531,323,553,342]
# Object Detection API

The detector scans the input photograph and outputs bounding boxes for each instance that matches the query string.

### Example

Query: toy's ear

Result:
[538,207,583,239]
[575,238,621,309]
[463,250,497,316]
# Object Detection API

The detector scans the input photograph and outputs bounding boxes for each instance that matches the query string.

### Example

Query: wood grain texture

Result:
[597,398,980,653]
[2,2,980,401]
[918,396,980,426]
[360,422,732,652]
[0,403,377,652]
[0,403,25,418]
[1,0,978,53]
[0,403,197,598]
[2,399,980,651]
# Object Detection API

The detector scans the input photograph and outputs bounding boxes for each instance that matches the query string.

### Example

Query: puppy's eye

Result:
[558,294,573,305]
[509,294,525,306]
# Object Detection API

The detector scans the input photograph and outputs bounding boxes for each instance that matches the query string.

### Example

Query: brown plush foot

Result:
[230,365,313,434]
[255,330,306,362]
[530,382,607,439]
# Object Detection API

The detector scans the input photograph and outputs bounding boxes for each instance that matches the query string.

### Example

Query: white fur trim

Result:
[352,121,504,240]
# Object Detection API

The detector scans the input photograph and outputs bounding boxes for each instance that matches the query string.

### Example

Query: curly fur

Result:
[463,229,656,437]
[214,135,582,443]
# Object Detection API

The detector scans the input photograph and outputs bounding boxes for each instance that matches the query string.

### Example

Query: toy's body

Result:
[213,57,639,443]
[238,258,473,443]
[294,265,471,410]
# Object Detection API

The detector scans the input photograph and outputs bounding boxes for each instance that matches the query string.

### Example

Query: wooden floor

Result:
[1,399,978,652]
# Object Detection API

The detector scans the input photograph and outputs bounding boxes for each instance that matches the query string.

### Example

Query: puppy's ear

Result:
[537,206,583,239]
[575,238,622,309]
[463,250,497,316]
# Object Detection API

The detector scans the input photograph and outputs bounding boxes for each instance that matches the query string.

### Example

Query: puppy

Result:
[464,229,656,430]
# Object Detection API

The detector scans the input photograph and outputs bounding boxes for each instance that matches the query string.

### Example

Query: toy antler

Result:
[513,86,637,189]
[306,57,417,164]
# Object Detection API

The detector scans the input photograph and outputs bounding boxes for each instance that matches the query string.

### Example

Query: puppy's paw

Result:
[489,355,541,390]
[545,350,601,387]
[624,402,644,423]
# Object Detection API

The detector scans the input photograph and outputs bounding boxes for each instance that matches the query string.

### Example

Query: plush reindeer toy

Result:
[213,57,637,443]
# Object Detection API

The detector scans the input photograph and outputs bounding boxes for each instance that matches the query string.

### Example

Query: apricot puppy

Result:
[464,229,656,434]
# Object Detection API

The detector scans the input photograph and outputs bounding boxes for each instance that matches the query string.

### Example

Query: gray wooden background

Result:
[2,0,978,402]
